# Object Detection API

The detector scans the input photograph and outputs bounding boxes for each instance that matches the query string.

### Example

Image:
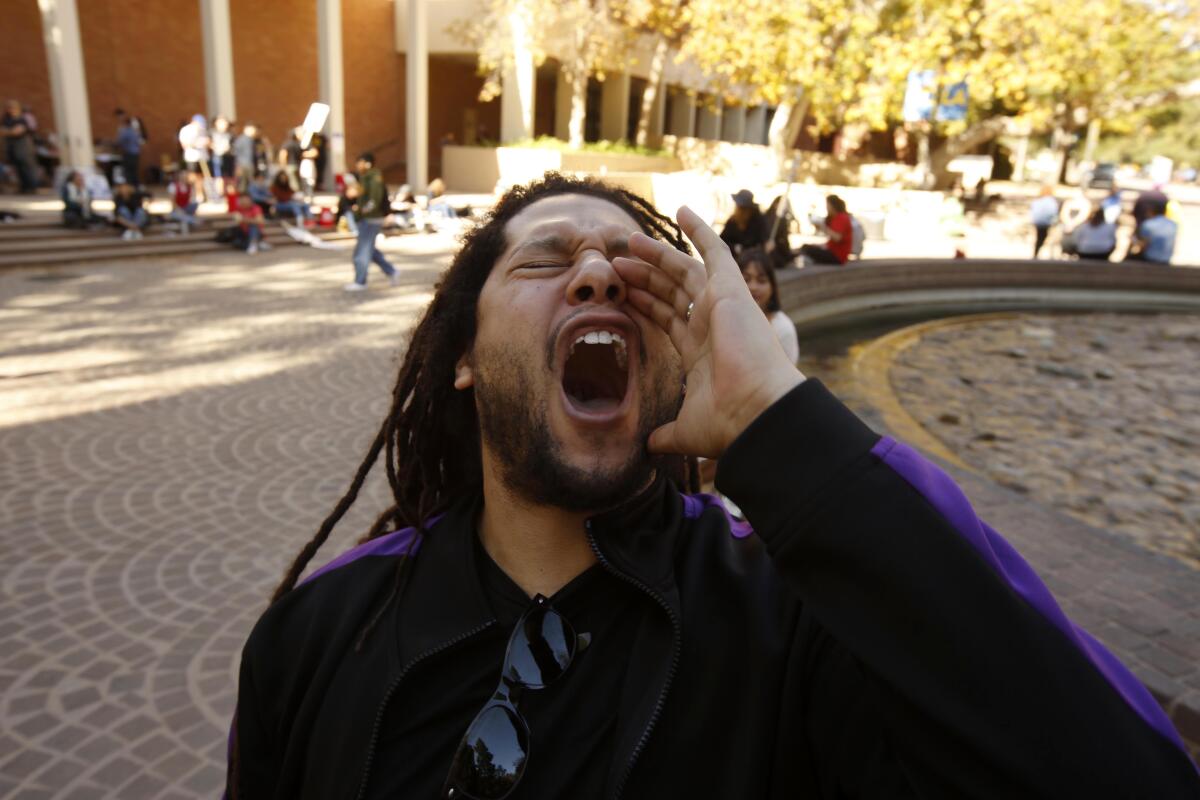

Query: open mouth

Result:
[561,330,630,415]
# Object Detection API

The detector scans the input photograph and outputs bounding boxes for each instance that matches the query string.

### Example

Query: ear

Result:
[453,353,474,390]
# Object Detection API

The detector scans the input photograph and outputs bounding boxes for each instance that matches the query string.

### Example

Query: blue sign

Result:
[903,71,969,122]
[937,81,969,121]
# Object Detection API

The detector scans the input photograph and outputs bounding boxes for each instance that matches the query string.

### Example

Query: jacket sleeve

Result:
[224,631,280,798]
[716,379,1199,798]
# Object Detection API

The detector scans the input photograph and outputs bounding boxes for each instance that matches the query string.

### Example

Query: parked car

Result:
[1087,162,1117,189]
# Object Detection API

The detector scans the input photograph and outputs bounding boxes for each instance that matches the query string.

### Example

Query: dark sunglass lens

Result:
[451,705,528,799]
[504,606,575,689]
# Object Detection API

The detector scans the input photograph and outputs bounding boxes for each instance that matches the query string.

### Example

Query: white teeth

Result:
[568,330,629,366]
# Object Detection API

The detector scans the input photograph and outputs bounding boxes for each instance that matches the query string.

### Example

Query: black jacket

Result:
[226,380,1198,799]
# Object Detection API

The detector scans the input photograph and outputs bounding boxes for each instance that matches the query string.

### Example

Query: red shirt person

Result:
[800,194,854,265]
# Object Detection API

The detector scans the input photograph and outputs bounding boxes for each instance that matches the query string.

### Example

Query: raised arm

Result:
[612,209,1199,795]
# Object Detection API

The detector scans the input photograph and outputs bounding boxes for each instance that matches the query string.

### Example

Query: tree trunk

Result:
[568,67,588,149]
[927,117,1008,189]
[768,95,808,181]
[1081,117,1101,167]
[635,36,669,148]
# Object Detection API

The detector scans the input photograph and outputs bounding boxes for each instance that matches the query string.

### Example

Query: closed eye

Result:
[517,261,569,271]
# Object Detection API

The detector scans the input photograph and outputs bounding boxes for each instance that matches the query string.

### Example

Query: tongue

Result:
[570,395,621,414]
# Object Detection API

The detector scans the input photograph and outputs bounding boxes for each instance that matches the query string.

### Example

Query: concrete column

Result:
[317,0,347,178]
[500,7,535,142]
[696,96,722,140]
[668,89,695,138]
[721,103,745,143]
[199,0,237,121]
[645,79,666,148]
[600,72,631,141]
[405,0,428,189]
[745,105,767,145]
[39,0,94,175]
[555,68,572,141]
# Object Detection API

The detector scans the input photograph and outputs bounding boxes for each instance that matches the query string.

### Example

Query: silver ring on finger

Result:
[685,301,695,322]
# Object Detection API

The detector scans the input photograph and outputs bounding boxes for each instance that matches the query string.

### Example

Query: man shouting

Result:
[225,174,1197,798]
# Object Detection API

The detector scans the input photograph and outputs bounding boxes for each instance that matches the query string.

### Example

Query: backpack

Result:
[849,216,865,259]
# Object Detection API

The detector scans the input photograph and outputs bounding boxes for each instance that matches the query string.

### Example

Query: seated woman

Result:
[1073,206,1117,261]
[799,194,853,265]
[270,171,314,225]
[234,193,271,255]
[247,174,274,217]
[112,181,149,240]
[167,169,200,234]
[61,170,105,229]
[737,247,799,365]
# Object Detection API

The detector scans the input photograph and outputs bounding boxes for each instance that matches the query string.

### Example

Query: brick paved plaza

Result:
[3,239,1198,798]
[1,240,454,798]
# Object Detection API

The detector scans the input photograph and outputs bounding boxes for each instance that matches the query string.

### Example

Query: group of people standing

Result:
[1031,184,1178,264]
[175,115,323,205]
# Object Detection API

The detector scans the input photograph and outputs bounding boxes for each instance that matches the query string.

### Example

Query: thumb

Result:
[647,421,685,456]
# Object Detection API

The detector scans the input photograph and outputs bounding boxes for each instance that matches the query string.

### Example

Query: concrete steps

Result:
[0,215,355,268]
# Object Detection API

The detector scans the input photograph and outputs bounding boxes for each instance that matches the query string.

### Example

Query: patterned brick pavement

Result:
[3,242,1197,798]
[1,240,452,798]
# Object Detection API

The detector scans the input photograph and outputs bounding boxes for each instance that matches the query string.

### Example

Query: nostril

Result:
[605,285,619,301]
[576,286,594,301]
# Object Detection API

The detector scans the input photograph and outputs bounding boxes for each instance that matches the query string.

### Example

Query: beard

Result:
[473,340,682,513]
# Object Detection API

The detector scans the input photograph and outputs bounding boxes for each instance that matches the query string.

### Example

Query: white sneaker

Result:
[343,282,367,292]
[135,230,144,240]
[247,243,259,254]
[259,241,272,251]
[121,229,134,240]
[389,272,401,287]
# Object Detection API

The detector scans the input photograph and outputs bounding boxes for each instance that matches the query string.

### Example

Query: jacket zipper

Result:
[585,520,681,800]
[353,621,495,800]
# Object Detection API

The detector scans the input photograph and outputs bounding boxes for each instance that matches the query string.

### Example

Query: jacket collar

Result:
[394,472,687,666]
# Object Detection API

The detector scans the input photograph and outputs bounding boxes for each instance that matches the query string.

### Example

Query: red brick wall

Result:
[427,55,499,180]
[76,0,207,176]
[341,0,406,179]
[230,0,319,152]
[0,0,503,187]
[0,2,53,140]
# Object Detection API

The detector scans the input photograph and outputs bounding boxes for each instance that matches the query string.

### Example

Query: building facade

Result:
[2,0,777,188]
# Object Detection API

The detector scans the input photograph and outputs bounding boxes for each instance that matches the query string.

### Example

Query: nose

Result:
[566,249,627,306]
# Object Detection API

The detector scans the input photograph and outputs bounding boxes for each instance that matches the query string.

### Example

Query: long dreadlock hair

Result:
[269,173,702,640]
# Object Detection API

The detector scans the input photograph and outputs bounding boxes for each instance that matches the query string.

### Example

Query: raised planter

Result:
[442,145,683,193]
[780,259,1200,335]
[781,258,1200,756]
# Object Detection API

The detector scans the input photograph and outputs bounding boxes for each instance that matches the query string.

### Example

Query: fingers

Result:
[627,287,693,355]
[675,206,736,277]
[627,232,707,296]
[612,257,692,317]
[647,421,683,455]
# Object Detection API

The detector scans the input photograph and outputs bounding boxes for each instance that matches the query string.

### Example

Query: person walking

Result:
[344,152,399,292]
[1030,186,1060,258]
[2,99,40,193]
[210,116,234,194]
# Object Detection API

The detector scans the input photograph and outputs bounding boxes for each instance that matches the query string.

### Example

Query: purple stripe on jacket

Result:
[682,492,755,539]
[300,519,439,586]
[870,435,1191,759]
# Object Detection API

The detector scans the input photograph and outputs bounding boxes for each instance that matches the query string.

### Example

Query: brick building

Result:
[3,0,781,189]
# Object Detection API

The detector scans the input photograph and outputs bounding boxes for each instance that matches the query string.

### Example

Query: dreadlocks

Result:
[270,173,701,628]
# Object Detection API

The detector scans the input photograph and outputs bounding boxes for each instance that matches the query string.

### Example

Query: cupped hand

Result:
[613,206,805,459]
